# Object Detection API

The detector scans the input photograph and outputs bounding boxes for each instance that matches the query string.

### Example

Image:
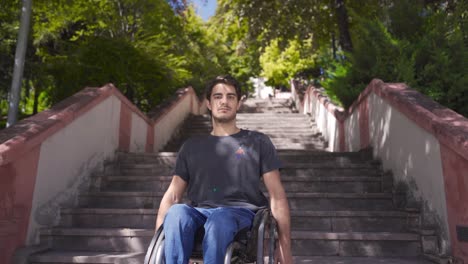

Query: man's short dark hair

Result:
[205,75,242,101]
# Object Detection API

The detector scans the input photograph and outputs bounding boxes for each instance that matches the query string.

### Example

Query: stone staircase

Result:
[29,98,434,263]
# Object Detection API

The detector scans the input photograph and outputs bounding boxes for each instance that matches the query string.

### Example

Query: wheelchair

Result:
[144,208,278,264]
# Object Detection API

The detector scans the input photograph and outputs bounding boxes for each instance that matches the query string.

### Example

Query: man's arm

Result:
[263,169,293,264]
[155,175,188,231]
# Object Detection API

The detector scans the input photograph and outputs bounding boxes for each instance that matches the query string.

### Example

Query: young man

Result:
[155,75,292,264]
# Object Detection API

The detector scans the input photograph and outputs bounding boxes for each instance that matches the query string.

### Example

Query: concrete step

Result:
[117,150,373,163]
[117,151,376,165]
[59,208,420,233]
[290,231,421,257]
[238,107,295,111]
[30,252,432,264]
[281,167,384,178]
[112,166,383,178]
[285,192,394,211]
[118,167,174,176]
[163,141,328,151]
[118,160,379,171]
[79,191,394,210]
[30,250,144,264]
[164,143,328,152]
[185,122,317,129]
[59,208,157,229]
[99,175,384,193]
[116,166,382,179]
[164,138,327,147]
[38,228,421,257]
[39,228,151,252]
[180,127,321,134]
[186,117,315,122]
[174,131,323,138]
[103,164,384,180]
[172,128,323,140]
[291,256,433,263]
[290,210,420,232]
[99,175,172,192]
[192,113,309,118]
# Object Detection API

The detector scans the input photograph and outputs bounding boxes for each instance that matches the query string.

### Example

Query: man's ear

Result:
[206,99,212,111]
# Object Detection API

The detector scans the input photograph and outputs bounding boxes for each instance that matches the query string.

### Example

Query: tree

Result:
[7,0,32,127]
[0,0,232,128]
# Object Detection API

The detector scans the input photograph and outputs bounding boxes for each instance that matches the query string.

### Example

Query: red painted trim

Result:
[440,143,468,262]
[371,81,468,161]
[111,86,152,124]
[146,125,154,153]
[306,86,345,121]
[0,85,202,166]
[152,89,191,124]
[0,85,112,166]
[118,102,132,152]
[189,90,194,114]
[339,121,346,152]
[0,146,40,264]
[359,96,370,149]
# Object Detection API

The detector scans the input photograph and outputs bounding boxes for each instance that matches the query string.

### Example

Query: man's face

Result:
[207,83,241,123]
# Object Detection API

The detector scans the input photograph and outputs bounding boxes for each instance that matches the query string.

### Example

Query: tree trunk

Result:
[335,0,353,52]
[7,0,32,127]
[33,81,40,114]
[124,83,134,102]
[331,33,337,60]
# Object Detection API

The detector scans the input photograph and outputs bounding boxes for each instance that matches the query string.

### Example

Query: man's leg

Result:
[199,207,255,264]
[163,204,206,264]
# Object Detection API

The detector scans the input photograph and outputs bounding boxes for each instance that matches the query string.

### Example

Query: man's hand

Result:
[155,175,187,231]
[263,169,293,264]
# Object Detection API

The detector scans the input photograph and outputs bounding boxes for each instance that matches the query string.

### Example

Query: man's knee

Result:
[204,210,238,235]
[164,204,196,228]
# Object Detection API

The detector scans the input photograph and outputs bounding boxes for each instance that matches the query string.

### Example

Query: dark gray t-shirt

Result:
[173,129,282,211]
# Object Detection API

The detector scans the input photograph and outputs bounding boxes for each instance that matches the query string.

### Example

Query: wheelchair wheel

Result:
[224,241,246,264]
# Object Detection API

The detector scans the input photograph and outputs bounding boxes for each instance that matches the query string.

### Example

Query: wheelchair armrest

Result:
[144,226,164,264]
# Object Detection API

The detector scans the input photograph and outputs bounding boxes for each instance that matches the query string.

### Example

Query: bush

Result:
[321,2,468,117]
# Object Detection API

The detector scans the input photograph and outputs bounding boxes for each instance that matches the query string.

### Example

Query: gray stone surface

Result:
[292,256,434,263]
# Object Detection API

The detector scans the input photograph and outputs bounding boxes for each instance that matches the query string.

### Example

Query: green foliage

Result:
[320,1,468,116]
[207,0,262,94]
[322,18,401,107]
[214,0,468,116]
[260,38,316,87]
[0,0,21,110]
[1,0,230,128]
[410,6,468,115]
[2,0,468,128]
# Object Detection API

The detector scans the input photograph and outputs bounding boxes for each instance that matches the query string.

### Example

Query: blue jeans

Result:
[163,204,255,264]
